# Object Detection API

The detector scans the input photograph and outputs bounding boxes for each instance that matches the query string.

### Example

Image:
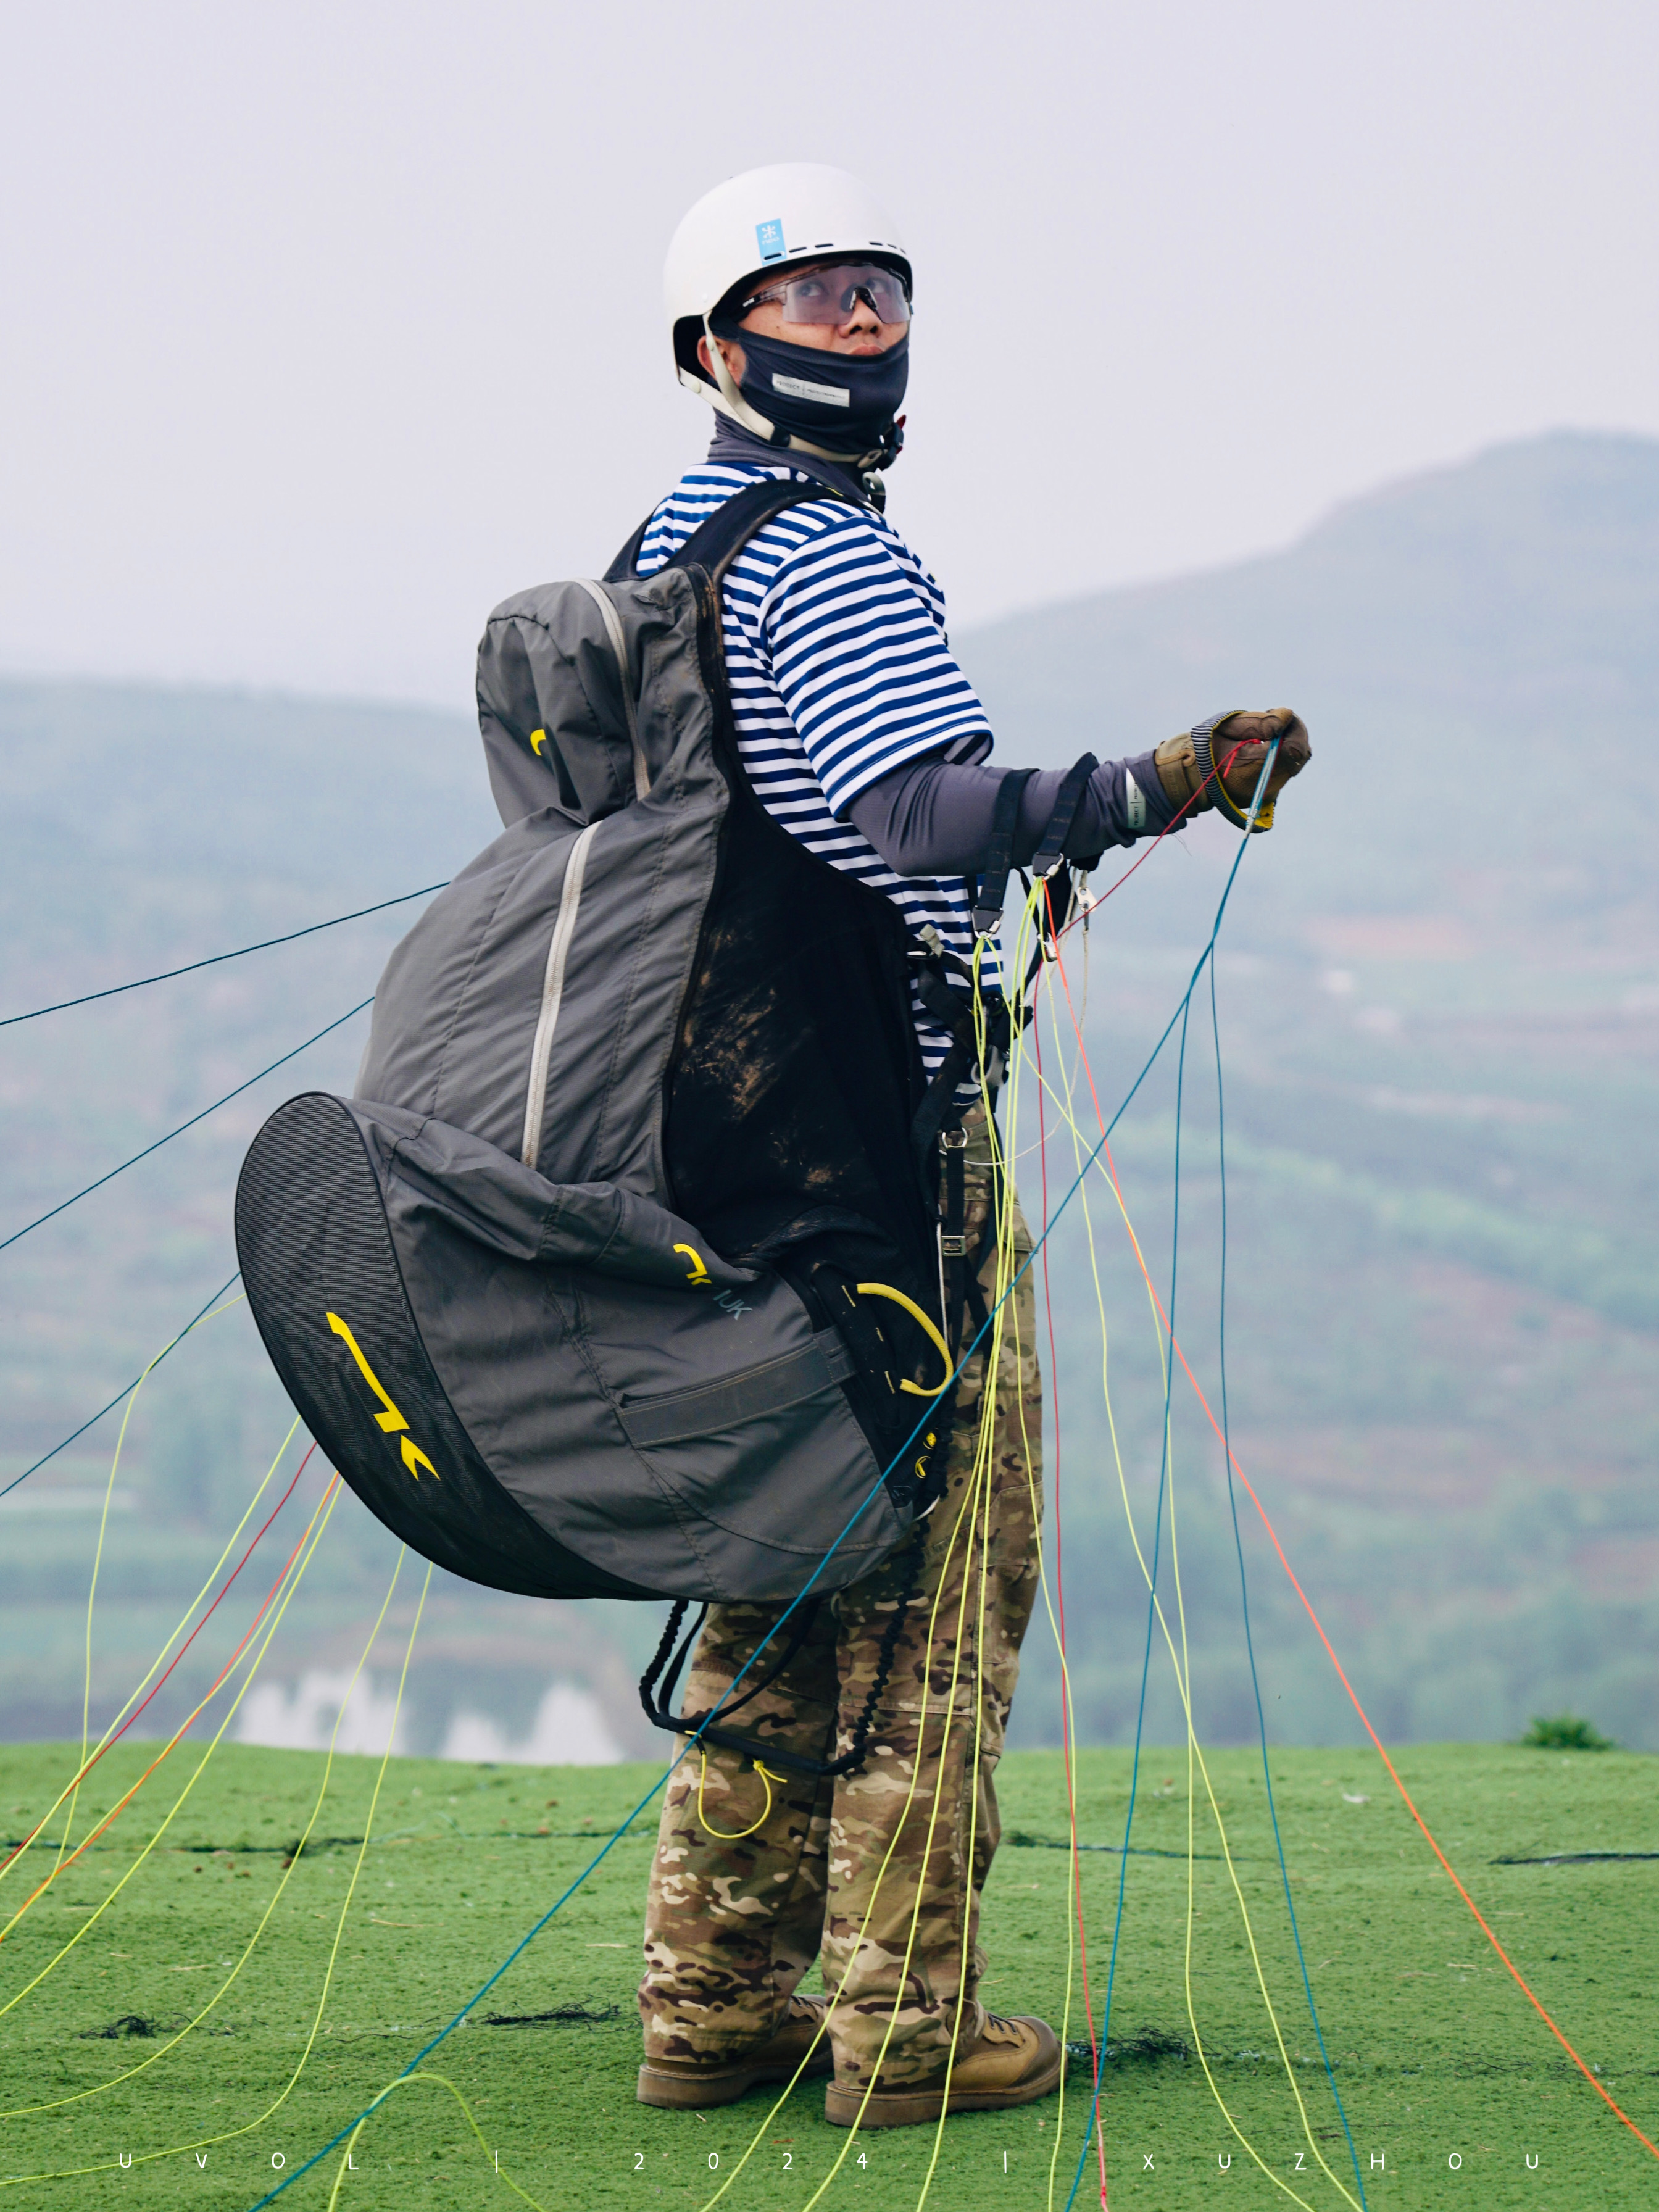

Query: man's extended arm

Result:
[845,710,1310,877]
[846,750,1173,876]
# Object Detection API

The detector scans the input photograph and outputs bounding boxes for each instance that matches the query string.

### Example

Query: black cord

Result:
[837,1518,928,1774]
[0,883,446,1029]
[0,1268,243,1499]
[639,1516,930,1784]
[0,997,373,1257]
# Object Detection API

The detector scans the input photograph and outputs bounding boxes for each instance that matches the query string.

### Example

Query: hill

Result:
[963,428,1659,933]
[0,430,1655,1760]
[956,431,1659,1753]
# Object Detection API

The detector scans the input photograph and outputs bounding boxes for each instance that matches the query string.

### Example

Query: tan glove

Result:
[1154,709,1312,831]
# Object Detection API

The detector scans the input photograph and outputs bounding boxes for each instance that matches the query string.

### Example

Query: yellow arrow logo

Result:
[400,1436,438,1481]
[530,726,549,756]
[327,1313,407,1430]
[672,1242,712,1288]
[326,1312,441,1481]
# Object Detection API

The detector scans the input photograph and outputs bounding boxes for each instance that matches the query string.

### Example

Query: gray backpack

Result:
[236,481,986,1639]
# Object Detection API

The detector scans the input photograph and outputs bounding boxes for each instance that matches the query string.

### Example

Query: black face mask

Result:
[711,323,909,462]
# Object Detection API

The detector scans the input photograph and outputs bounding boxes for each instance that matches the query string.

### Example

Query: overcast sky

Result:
[2,0,1655,711]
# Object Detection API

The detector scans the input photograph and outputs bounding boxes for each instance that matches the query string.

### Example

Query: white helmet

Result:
[663,162,911,446]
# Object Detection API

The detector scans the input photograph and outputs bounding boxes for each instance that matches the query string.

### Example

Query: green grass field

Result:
[1,1740,1654,2211]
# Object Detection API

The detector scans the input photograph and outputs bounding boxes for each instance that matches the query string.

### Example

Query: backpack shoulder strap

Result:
[605,473,865,587]
[673,475,855,582]
[603,514,652,582]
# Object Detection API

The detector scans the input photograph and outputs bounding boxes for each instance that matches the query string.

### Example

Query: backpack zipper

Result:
[574,577,651,800]
[521,818,602,1171]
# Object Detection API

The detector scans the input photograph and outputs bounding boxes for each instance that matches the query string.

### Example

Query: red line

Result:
[1054,740,1248,946]
[1031,888,1110,2205]
[0,1445,317,1878]
[3,1474,340,1927]
[1043,935,1659,2167]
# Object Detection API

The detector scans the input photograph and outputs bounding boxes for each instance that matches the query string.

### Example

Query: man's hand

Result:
[1214,709,1311,809]
[1154,707,1312,830]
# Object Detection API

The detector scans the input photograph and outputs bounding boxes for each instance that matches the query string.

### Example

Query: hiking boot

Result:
[823,2012,1063,2129]
[636,1994,834,2109]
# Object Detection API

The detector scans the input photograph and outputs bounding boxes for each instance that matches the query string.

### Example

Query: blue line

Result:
[1062,989,1191,2212]
[246,840,1271,2212]
[1211,957,1368,2207]
[1063,774,1273,2211]
[0,1271,244,1500]
[0,999,373,1256]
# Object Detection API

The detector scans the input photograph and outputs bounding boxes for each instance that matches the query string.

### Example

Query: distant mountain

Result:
[0,680,493,991]
[1,431,1654,1758]
[961,430,1659,936]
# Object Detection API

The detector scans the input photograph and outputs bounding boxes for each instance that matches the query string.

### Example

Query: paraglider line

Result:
[1,1269,244,1498]
[1,884,446,1028]
[0,1000,373,1257]
[1212,956,1368,2206]
[0,1446,316,1877]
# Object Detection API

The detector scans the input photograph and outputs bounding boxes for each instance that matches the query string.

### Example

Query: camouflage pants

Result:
[639,1111,1043,2085]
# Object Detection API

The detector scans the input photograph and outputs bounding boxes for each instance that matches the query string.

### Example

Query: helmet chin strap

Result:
[688,314,897,474]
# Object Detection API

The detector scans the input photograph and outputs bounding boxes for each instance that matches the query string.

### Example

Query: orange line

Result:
[0,1448,317,1881]
[1039,937,1659,2166]
[2,1476,339,1932]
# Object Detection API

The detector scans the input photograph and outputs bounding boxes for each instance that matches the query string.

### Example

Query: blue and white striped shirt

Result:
[636,461,997,1078]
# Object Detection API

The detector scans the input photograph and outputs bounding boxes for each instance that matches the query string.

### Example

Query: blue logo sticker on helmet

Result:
[755,217,786,262]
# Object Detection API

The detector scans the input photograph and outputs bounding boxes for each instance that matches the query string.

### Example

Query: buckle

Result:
[939,1235,967,1258]
[939,1128,968,1152]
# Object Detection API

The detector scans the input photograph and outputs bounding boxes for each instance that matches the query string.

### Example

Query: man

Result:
[633,162,1309,2128]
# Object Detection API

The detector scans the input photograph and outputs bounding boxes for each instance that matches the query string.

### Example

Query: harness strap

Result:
[910,960,1010,1194]
[937,1109,1007,1358]
[675,475,841,582]
[970,768,1037,940]
[1029,750,1099,879]
[939,1123,970,1355]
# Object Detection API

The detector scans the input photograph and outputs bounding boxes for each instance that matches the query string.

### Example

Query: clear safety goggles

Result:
[737,260,912,326]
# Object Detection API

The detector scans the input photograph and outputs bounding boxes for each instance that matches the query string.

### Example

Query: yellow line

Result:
[996,896,1092,2211]
[0,1545,409,2116]
[820,1406,995,2202]
[0,1476,342,2008]
[1039,959,1357,2206]
[699,938,1029,2212]
[1,1557,433,2190]
[325,2070,550,2212]
[3,1336,314,1903]
[696,1470,988,2208]
[914,918,1039,2212]
[31,1294,254,1889]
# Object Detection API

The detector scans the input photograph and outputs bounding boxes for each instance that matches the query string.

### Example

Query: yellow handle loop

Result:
[854,1282,952,1397]
[696,1752,791,1841]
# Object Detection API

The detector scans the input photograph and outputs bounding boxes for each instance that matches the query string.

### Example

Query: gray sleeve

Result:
[844,750,1184,879]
